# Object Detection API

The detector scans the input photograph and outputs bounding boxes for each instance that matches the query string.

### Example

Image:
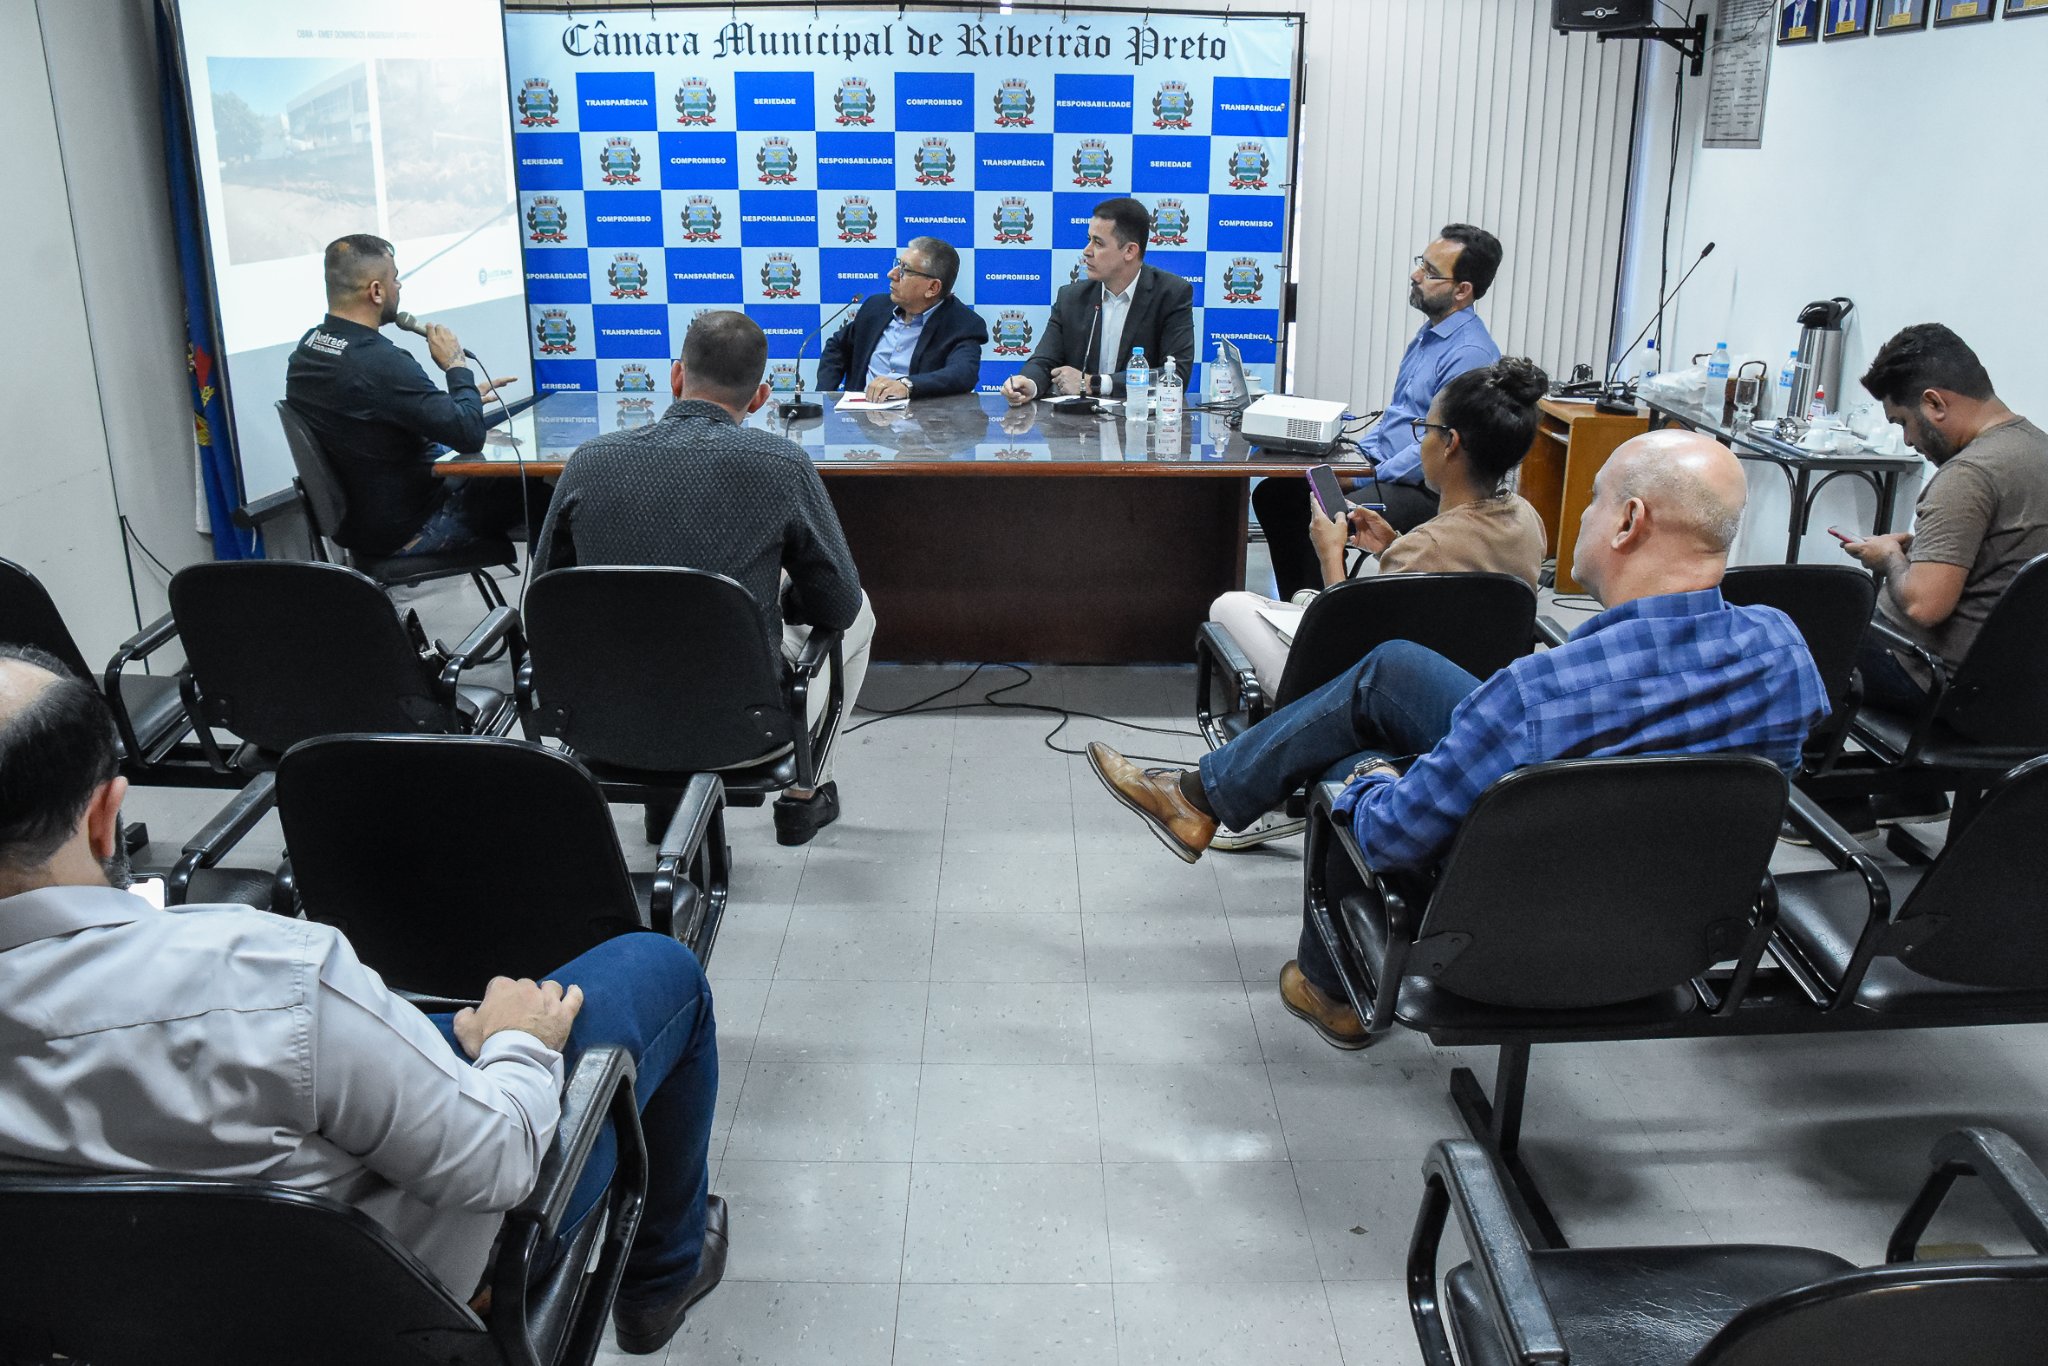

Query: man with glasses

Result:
[816,237,986,401]
[1000,197,1194,405]
[1253,224,1506,600]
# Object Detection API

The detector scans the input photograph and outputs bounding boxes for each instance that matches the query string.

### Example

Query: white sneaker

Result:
[1210,809,1307,851]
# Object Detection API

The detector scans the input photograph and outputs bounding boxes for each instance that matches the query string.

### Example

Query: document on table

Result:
[836,393,910,411]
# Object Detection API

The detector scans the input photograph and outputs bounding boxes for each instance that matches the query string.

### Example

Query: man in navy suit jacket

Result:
[815,237,987,400]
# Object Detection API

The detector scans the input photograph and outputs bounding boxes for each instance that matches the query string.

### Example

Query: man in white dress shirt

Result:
[0,646,723,1355]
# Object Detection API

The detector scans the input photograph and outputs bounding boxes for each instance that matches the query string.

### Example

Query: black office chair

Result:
[0,1046,646,1366]
[275,399,512,608]
[1409,1127,2048,1366]
[168,559,519,777]
[1772,757,2048,1020]
[273,735,729,1004]
[1304,755,1787,1244]
[1196,573,1537,748]
[1800,554,2048,830]
[519,566,844,811]
[1720,563,1877,774]
[0,555,227,788]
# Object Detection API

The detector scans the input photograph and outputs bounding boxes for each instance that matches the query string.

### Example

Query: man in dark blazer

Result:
[815,237,986,400]
[1002,197,1195,405]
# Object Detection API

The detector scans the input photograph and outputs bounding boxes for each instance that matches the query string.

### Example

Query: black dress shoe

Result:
[772,782,840,846]
[612,1194,728,1355]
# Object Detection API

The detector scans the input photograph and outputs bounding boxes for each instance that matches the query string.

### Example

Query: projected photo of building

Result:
[375,59,511,240]
[207,56,376,265]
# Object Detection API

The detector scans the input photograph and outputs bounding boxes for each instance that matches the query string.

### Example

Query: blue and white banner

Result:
[503,7,1300,397]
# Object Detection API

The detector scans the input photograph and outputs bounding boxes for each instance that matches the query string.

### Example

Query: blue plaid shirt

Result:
[1332,588,1829,870]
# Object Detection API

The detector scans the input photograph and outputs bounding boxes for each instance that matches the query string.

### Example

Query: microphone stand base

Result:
[777,399,824,421]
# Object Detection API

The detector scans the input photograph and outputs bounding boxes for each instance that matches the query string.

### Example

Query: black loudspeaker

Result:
[1553,0,1654,31]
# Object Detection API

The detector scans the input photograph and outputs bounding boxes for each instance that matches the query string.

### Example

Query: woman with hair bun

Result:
[1205,356,1550,847]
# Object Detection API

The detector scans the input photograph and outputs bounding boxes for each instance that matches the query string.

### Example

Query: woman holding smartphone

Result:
[1205,357,1550,846]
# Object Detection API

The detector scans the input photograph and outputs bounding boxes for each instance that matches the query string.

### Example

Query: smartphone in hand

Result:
[1826,526,1857,545]
[1307,464,1349,521]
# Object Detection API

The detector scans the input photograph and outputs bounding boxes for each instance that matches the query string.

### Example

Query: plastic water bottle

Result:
[1778,350,1797,410]
[1125,346,1151,416]
[1635,338,1658,384]
[1210,340,1237,404]
[1158,356,1183,423]
[1807,386,1830,424]
[1707,341,1731,384]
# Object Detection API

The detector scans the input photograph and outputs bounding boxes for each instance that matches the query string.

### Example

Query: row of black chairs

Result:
[1273,560,2048,1252]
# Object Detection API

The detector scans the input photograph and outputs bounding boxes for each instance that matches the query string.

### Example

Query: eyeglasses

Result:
[892,259,938,280]
[1411,256,1454,283]
[1410,419,1455,443]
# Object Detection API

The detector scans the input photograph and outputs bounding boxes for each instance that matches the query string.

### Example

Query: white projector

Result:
[1241,394,1349,456]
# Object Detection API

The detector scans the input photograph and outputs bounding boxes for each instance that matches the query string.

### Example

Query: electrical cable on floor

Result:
[847,662,1202,767]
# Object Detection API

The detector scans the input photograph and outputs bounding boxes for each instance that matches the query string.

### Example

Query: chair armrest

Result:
[1194,621,1262,732]
[1411,1141,1566,1366]
[102,612,183,761]
[512,1046,639,1246]
[1534,616,1570,649]
[232,485,307,532]
[1776,788,1894,1009]
[165,773,278,904]
[652,773,727,942]
[1888,1127,2048,1261]
[490,1046,647,1360]
[786,628,845,790]
[1859,617,1951,762]
[790,626,843,680]
[438,606,524,697]
[1307,780,1419,1031]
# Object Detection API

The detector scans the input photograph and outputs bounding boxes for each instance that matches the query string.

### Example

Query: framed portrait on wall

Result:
[1873,0,1929,29]
[1932,0,1995,20]
[2007,0,2048,16]
[1780,0,1823,40]
[1823,0,1872,34]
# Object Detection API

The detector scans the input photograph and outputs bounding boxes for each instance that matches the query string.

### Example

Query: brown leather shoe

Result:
[1279,961,1370,1050]
[1085,742,1217,862]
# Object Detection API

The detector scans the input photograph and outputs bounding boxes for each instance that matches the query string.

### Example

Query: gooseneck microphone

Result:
[780,294,864,422]
[1599,241,1715,413]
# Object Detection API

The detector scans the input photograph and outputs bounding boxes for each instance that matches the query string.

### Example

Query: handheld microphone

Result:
[1600,241,1715,411]
[393,310,482,364]
[780,294,863,422]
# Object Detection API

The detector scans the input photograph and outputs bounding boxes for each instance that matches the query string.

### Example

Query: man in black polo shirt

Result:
[284,234,529,558]
[533,311,874,846]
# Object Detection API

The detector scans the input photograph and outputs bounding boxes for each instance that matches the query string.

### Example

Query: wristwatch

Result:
[898,377,914,395]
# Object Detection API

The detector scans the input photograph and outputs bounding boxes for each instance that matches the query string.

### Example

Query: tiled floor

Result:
[123,574,2048,1365]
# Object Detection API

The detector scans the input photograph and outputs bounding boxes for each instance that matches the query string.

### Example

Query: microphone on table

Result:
[780,294,864,422]
[1598,241,1714,414]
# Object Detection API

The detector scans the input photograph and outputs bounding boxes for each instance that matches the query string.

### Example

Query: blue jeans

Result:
[402,473,538,557]
[1196,641,1481,998]
[431,932,717,1308]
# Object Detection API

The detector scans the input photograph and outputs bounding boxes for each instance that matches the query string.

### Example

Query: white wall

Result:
[0,0,145,662]
[1635,5,2048,562]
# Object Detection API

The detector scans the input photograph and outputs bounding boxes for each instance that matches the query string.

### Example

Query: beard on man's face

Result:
[1908,413,1955,465]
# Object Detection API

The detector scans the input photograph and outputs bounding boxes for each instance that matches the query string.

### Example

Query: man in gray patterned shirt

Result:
[534,312,875,845]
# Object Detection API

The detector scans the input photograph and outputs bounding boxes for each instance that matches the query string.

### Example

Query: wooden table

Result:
[1516,398,1647,594]
[440,391,1328,664]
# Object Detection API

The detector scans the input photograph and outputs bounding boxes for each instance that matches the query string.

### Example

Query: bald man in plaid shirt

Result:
[1088,430,1829,1049]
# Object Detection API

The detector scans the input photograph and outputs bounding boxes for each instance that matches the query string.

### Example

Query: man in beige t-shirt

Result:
[1838,324,2048,708]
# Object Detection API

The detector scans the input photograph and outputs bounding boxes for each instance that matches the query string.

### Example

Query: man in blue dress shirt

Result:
[1253,225,1505,599]
[815,237,987,401]
[1089,430,1829,1048]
